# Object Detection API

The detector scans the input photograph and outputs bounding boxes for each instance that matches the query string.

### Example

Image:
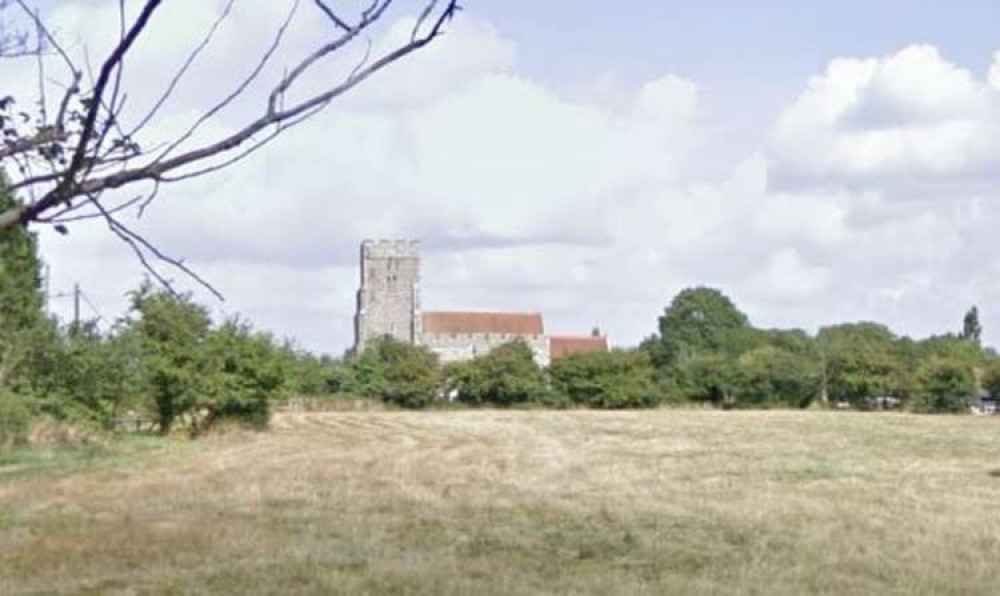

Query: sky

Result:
[11,0,1000,355]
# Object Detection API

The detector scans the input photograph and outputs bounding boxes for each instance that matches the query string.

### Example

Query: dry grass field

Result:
[2,410,1000,595]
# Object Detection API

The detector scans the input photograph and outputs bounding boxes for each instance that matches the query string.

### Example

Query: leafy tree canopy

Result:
[734,345,821,408]
[961,306,983,345]
[448,339,546,407]
[354,336,440,408]
[549,349,659,409]
[658,287,752,364]
[913,357,976,414]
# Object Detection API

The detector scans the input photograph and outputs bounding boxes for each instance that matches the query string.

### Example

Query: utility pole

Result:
[73,282,80,329]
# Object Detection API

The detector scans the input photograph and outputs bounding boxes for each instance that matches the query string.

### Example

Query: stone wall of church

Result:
[355,240,421,353]
[421,332,551,367]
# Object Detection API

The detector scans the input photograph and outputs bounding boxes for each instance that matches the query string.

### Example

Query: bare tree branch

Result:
[127,0,238,139]
[0,0,461,294]
[89,194,223,300]
[313,0,350,31]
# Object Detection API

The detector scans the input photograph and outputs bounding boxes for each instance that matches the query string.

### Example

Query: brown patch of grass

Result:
[2,410,1000,594]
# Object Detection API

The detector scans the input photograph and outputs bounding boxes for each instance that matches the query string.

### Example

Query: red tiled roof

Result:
[549,336,609,360]
[422,311,544,335]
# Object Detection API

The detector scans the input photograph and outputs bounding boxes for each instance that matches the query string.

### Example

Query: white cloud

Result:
[27,6,1000,354]
[770,44,1000,189]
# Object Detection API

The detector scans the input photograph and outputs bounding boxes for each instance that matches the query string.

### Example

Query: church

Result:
[353,240,608,366]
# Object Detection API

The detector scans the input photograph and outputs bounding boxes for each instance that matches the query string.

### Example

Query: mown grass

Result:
[2,410,999,595]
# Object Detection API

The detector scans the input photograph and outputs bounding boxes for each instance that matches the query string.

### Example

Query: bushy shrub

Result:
[44,323,145,428]
[201,318,285,429]
[125,283,214,433]
[982,362,1000,399]
[733,346,821,408]
[450,340,545,406]
[125,285,288,432]
[0,391,31,448]
[354,337,440,408]
[912,358,975,414]
[674,353,738,405]
[549,350,659,408]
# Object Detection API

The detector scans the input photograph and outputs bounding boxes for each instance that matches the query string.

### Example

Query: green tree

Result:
[912,358,975,414]
[0,187,43,330]
[450,340,546,407]
[658,287,753,365]
[549,350,659,408]
[733,345,821,408]
[817,323,906,407]
[0,183,47,393]
[982,362,1000,398]
[201,318,283,428]
[918,333,987,366]
[125,282,214,433]
[353,337,440,408]
[675,353,740,406]
[43,321,146,428]
[961,306,983,346]
[0,389,31,448]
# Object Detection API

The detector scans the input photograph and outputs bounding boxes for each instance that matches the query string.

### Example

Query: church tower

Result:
[354,240,422,354]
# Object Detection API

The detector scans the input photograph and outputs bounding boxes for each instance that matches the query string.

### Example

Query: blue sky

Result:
[480,1,1000,83]
[478,1,1000,150]
[14,0,1000,353]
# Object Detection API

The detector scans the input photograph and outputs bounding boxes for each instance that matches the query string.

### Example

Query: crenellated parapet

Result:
[351,239,606,364]
[361,239,421,260]
[354,239,422,353]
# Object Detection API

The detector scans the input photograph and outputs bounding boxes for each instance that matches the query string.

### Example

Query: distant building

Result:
[354,239,608,365]
[970,391,997,415]
[549,334,610,360]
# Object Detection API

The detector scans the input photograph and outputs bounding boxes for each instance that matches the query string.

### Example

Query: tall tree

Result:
[0,182,43,329]
[0,180,46,388]
[961,306,982,346]
[817,323,906,406]
[734,345,821,408]
[913,357,975,414]
[126,281,214,433]
[657,286,753,364]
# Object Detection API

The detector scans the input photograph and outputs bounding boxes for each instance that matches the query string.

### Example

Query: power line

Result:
[79,290,108,325]
[47,283,109,327]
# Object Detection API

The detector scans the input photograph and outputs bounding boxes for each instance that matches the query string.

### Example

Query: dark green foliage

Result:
[127,283,214,433]
[321,359,357,395]
[917,333,988,366]
[0,390,31,448]
[354,337,440,408]
[912,358,975,414]
[646,289,1000,413]
[2,319,61,403]
[281,351,338,396]
[40,323,145,427]
[201,318,284,429]
[638,333,670,369]
[674,353,739,405]
[0,184,46,394]
[0,187,44,334]
[961,306,982,346]
[549,350,659,408]
[0,184,53,428]
[0,235,144,427]
[124,284,285,432]
[982,362,1000,398]
[734,346,821,408]
[657,287,753,365]
[449,340,546,406]
[817,323,906,407]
